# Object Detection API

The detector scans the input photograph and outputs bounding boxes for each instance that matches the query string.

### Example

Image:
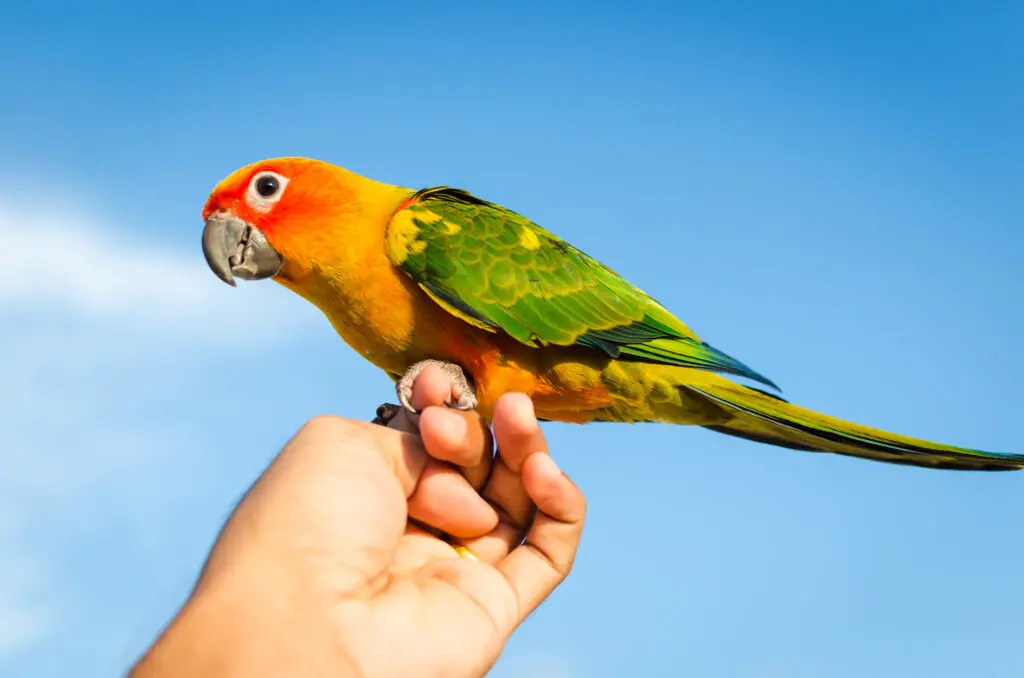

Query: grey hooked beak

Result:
[201,213,283,286]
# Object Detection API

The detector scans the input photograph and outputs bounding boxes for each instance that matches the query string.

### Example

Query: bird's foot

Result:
[370,402,402,427]
[397,359,478,414]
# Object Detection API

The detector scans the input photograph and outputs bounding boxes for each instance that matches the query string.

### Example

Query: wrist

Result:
[130,568,360,678]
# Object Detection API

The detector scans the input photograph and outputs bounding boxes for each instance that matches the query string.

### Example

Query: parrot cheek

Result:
[202,213,284,286]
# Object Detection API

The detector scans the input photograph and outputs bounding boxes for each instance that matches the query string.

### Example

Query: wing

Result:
[385,187,777,389]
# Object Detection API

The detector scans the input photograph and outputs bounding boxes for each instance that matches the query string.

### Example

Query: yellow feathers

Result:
[518,228,542,250]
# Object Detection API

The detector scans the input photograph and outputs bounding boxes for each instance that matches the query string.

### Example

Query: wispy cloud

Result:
[0,195,313,662]
[0,522,50,657]
[0,200,312,340]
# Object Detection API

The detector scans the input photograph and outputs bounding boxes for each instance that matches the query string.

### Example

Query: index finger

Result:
[389,365,495,487]
[493,396,586,624]
[378,367,497,537]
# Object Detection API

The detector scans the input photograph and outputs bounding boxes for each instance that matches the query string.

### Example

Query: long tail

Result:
[683,379,1024,471]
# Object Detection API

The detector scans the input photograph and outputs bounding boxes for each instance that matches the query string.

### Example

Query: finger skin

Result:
[408,365,455,412]
[420,406,494,489]
[435,392,587,637]
[488,394,547,525]
[286,418,497,539]
[413,365,494,490]
[283,368,503,541]
[286,387,582,624]
[407,460,498,538]
[380,365,498,537]
[384,367,450,433]
[141,390,585,678]
[491,394,549,473]
[455,393,546,563]
[498,440,586,623]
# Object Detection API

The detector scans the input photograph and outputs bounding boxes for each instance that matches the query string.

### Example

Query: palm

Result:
[324,414,526,678]
[353,534,514,677]
[197,367,583,678]
[132,368,584,678]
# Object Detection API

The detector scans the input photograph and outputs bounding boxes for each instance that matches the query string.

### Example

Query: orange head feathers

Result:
[200,157,410,288]
[202,157,354,262]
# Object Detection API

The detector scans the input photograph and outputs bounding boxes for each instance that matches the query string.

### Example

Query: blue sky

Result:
[1,1,1022,676]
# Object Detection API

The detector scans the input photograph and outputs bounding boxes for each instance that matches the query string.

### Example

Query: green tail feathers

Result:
[686,382,1024,471]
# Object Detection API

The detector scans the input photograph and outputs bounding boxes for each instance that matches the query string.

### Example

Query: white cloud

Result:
[0,566,49,658]
[0,517,50,657]
[0,200,314,341]
[0,195,315,662]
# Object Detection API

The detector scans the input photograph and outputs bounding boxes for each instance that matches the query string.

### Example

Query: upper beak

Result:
[201,213,283,286]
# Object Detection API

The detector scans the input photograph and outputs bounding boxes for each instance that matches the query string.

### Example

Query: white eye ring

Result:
[246,171,289,212]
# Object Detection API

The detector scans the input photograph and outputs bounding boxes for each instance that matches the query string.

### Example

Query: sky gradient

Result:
[1,2,1022,676]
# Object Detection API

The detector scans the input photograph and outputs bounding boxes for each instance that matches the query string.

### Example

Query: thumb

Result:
[202,417,419,593]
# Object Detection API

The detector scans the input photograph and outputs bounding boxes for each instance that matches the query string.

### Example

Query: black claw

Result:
[371,402,402,426]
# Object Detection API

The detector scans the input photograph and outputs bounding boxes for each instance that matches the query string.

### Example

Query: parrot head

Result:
[200,157,376,287]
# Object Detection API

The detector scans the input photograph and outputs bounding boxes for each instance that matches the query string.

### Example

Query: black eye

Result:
[255,174,280,197]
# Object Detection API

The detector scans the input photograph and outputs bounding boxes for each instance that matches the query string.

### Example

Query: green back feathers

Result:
[382,187,1023,472]
[385,187,777,389]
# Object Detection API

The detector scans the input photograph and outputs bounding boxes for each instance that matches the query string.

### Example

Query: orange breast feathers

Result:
[201,158,612,420]
[206,163,502,382]
[269,199,612,417]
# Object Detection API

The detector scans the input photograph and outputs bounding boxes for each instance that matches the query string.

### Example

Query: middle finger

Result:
[401,365,498,537]
[456,393,549,562]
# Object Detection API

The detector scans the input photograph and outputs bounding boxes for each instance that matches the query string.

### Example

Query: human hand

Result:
[131,366,586,678]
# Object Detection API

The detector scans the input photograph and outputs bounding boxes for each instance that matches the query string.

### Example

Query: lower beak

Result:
[201,214,283,286]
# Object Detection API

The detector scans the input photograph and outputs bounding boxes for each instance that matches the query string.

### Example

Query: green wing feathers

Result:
[386,187,777,388]
[385,187,1020,472]
[687,381,1024,471]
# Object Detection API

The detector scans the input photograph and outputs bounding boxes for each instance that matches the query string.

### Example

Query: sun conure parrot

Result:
[200,157,1023,472]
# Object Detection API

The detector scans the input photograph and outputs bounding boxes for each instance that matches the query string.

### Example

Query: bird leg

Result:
[370,402,403,427]
[397,359,479,414]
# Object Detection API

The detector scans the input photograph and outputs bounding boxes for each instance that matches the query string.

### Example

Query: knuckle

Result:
[300,413,350,436]
[292,414,363,453]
